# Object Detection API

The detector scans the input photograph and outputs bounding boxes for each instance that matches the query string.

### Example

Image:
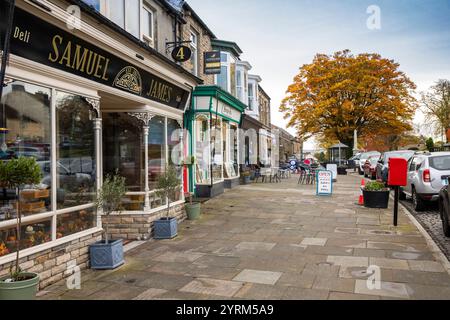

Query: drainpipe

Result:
[0,0,15,100]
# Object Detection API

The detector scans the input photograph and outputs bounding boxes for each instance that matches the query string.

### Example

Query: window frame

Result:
[141,3,155,48]
[189,30,199,76]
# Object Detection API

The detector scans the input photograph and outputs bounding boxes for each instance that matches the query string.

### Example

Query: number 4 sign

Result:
[316,170,333,196]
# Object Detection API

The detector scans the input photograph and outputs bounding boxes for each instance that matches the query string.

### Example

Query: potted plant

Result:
[363,181,390,209]
[0,157,42,300]
[154,166,181,239]
[184,192,201,220]
[90,172,127,270]
[241,170,251,185]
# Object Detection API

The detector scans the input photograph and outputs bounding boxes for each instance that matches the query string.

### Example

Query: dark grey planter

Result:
[241,176,251,185]
[154,217,178,239]
[363,190,390,209]
[89,239,124,270]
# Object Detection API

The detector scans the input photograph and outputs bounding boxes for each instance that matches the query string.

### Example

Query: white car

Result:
[358,151,381,175]
[401,152,450,211]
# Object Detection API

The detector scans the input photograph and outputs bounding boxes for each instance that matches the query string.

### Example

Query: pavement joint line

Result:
[123,240,150,253]
[391,193,450,277]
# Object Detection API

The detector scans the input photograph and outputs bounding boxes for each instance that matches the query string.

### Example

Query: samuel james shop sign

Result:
[1,7,190,110]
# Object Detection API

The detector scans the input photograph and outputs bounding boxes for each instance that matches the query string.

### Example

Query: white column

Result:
[93,117,103,228]
[143,125,150,211]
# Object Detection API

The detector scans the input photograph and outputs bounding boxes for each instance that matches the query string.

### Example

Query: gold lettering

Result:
[59,40,72,67]
[71,45,89,72]
[13,27,19,38]
[85,52,98,75]
[102,58,110,81]
[166,87,172,102]
[94,55,105,79]
[48,35,63,63]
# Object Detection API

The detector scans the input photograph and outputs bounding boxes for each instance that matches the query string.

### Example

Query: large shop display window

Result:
[0,80,97,258]
[103,113,183,211]
[195,114,210,185]
[211,117,223,183]
[223,122,239,179]
[167,119,182,202]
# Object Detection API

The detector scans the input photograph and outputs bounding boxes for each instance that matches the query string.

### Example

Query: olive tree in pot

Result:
[90,172,127,270]
[185,192,201,220]
[363,181,390,209]
[0,157,42,300]
[154,166,181,239]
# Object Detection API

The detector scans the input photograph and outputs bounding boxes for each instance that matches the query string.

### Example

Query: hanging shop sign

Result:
[204,51,221,75]
[171,45,192,63]
[317,170,333,196]
[2,7,190,110]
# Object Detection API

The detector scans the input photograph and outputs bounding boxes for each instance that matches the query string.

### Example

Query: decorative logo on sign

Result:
[114,66,142,95]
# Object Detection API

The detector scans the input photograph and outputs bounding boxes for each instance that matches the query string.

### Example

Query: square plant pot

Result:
[154,217,178,239]
[89,239,124,270]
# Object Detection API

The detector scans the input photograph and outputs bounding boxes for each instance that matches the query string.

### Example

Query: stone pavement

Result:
[38,173,450,300]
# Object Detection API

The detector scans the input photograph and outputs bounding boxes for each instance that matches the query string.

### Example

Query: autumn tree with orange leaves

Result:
[280,50,418,154]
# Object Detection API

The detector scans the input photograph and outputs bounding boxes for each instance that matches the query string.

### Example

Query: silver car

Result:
[401,152,450,211]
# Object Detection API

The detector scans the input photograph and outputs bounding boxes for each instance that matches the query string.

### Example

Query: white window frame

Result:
[141,3,155,48]
[104,0,141,39]
[190,31,199,76]
[215,52,232,93]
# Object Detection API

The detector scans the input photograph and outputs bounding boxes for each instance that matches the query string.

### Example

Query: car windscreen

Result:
[429,156,450,171]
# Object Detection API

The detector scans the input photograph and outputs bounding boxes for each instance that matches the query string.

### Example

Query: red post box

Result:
[388,158,408,187]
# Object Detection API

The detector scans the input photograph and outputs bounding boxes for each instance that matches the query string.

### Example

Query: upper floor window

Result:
[142,5,155,47]
[108,0,140,38]
[190,31,199,76]
[82,0,100,11]
[248,84,254,111]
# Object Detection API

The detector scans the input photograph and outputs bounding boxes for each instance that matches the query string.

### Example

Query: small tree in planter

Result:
[90,172,127,270]
[363,181,390,209]
[185,192,201,221]
[154,166,181,239]
[0,157,42,300]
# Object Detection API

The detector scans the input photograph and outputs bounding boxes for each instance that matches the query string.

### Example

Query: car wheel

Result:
[441,202,450,237]
[358,168,364,175]
[412,187,425,211]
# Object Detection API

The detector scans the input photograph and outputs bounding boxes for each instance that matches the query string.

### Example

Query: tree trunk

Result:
[15,187,20,277]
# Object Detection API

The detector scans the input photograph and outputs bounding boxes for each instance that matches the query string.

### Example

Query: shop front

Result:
[186,86,246,198]
[0,1,198,287]
[241,114,273,172]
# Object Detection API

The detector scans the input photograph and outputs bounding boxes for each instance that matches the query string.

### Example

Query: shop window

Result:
[56,91,96,210]
[195,114,210,184]
[0,218,52,257]
[211,117,223,183]
[148,116,166,191]
[223,122,239,179]
[56,207,96,239]
[167,119,183,202]
[0,81,52,222]
[103,113,144,192]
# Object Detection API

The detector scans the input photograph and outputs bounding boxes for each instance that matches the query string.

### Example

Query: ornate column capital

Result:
[128,112,155,127]
[84,97,101,118]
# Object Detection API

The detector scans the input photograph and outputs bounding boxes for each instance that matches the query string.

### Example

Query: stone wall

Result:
[0,231,102,290]
[181,8,215,85]
[102,203,186,240]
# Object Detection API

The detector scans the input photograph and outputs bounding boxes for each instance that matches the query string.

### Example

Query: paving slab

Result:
[41,173,450,300]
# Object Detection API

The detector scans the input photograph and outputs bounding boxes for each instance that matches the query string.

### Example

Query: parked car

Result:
[8,146,47,160]
[363,155,381,180]
[439,186,450,237]
[401,152,450,211]
[348,153,361,169]
[376,150,415,184]
[358,151,381,175]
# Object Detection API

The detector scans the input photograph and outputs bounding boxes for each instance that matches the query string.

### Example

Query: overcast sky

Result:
[187,0,450,150]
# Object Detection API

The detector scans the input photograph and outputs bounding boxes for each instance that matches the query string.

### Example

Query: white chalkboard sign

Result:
[317,170,333,196]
